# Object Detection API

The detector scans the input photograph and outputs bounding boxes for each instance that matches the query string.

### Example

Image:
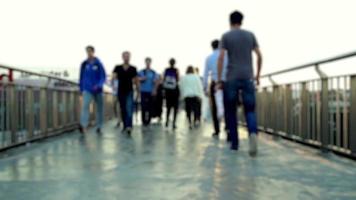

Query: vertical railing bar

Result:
[349,75,356,154]
[27,87,34,140]
[317,80,321,142]
[321,77,330,151]
[336,77,341,148]
[301,82,308,140]
[0,84,4,147]
[311,80,316,140]
[329,78,334,146]
[343,77,349,149]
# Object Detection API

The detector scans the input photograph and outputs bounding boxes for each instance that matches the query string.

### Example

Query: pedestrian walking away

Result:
[179,66,204,129]
[203,40,228,138]
[163,58,180,130]
[217,10,263,156]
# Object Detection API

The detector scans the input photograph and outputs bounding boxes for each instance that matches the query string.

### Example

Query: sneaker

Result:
[96,128,102,134]
[249,134,258,157]
[212,133,219,138]
[173,124,177,130]
[126,127,132,135]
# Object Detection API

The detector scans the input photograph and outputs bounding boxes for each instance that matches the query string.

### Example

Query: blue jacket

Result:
[79,57,106,94]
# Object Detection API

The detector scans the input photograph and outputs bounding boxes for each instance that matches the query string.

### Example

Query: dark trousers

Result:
[223,82,230,138]
[165,89,179,126]
[141,92,153,126]
[210,81,220,134]
[196,98,202,122]
[119,92,134,129]
[184,97,201,126]
[225,79,258,149]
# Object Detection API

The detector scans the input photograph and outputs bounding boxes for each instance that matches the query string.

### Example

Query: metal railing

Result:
[239,51,356,158]
[0,64,114,151]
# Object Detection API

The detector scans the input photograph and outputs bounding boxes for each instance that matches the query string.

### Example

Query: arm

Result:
[79,62,85,93]
[97,61,106,88]
[152,74,160,96]
[203,58,209,93]
[197,75,204,99]
[176,69,180,82]
[217,49,225,83]
[254,47,263,86]
[134,76,140,97]
[137,71,147,82]
[133,68,140,96]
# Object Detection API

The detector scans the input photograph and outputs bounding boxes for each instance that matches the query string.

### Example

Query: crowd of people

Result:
[78,10,262,156]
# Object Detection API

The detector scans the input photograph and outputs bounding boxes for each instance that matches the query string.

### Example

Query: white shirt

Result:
[179,74,204,99]
[203,50,228,90]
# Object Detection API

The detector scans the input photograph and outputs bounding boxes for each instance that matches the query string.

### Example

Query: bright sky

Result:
[1,0,356,84]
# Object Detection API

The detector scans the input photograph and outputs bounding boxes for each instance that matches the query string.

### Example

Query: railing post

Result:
[8,84,18,143]
[350,75,356,154]
[272,85,279,134]
[301,82,308,140]
[262,88,268,131]
[53,90,58,129]
[40,88,47,136]
[76,92,81,124]
[26,87,34,139]
[68,91,74,123]
[285,84,292,136]
[315,64,330,152]
[320,78,329,152]
[62,91,67,126]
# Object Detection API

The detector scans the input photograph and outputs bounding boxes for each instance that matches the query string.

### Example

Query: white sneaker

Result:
[249,134,258,157]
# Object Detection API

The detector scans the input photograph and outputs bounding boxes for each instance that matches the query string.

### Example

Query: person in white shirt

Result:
[179,66,204,129]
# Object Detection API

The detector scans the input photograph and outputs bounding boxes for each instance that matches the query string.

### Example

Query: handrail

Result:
[0,63,78,85]
[260,50,356,78]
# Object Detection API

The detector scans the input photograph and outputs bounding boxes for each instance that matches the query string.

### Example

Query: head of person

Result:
[122,51,131,64]
[86,45,95,59]
[186,66,195,74]
[169,58,176,67]
[145,57,152,68]
[211,40,219,51]
[230,10,244,27]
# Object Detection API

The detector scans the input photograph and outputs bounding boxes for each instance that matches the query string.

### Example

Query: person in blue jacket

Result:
[79,45,106,134]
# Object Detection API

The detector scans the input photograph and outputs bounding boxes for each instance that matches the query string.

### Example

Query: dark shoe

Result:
[173,124,177,130]
[230,145,239,151]
[212,133,219,138]
[115,122,121,128]
[165,121,169,128]
[96,128,102,134]
[79,126,85,134]
[226,134,231,143]
[126,127,132,135]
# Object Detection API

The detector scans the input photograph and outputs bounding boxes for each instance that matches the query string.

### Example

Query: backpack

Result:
[163,68,178,90]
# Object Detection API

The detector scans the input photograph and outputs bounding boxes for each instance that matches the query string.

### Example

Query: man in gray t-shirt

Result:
[217,11,263,156]
[221,28,259,81]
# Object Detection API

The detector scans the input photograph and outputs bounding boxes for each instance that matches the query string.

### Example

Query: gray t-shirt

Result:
[221,29,258,80]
